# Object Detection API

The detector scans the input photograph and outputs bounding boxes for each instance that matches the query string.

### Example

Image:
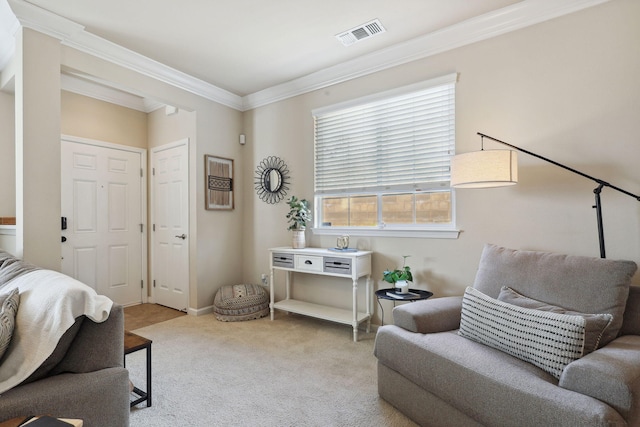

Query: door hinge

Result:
[140,224,143,233]
[153,279,156,288]
[140,168,143,178]
[141,280,144,289]
[153,224,155,231]
[152,167,155,176]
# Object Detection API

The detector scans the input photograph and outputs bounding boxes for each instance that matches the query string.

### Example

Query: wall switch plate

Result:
[261,274,268,285]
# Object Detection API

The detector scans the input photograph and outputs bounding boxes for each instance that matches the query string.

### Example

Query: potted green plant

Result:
[383,255,413,293]
[286,196,311,248]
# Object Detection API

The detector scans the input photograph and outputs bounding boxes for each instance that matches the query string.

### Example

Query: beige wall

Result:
[243,0,640,323]
[15,28,61,268]
[4,0,638,318]
[147,102,246,312]
[0,91,15,217]
[4,37,243,311]
[147,107,194,149]
[0,90,147,218]
[61,91,147,148]
[61,48,244,312]
[62,47,243,310]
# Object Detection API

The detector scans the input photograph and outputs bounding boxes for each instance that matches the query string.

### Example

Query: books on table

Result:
[386,291,420,299]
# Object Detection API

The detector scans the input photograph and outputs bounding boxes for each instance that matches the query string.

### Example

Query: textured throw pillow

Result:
[459,287,588,379]
[0,288,20,361]
[497,286,613,354]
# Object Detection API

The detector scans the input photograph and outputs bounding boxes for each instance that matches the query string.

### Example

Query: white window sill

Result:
[312,227,460,239]
[0,225,16,235]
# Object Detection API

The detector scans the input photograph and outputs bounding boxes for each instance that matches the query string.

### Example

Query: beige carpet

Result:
[127,312,417,426]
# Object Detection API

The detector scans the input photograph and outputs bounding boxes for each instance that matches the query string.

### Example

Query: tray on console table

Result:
[268,247,372,342]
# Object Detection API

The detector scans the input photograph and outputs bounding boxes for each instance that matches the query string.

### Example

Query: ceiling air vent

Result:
[335,19,386,47]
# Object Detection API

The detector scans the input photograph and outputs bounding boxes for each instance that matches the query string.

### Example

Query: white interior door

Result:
[152,140,189,312]
[61,138,145,306]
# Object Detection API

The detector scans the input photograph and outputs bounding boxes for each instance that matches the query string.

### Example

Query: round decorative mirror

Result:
[255,156,290,204]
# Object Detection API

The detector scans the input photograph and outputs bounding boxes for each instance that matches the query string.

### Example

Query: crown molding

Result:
[7,0,84,40]
[61,68,167,112]
[7,0,244,110]
[0,0,20,70]
[65,29,244,111]
[5,0,610,112]
[61,73,166,113]
[242,0,610,110]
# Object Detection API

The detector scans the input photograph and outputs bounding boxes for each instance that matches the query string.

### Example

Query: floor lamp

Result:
[451,132,640,258]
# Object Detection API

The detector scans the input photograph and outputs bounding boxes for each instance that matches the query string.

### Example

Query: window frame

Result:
[312,74,460,239]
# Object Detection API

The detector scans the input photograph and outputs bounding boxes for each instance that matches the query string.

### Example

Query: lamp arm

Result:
[594,184,606,258]
[477,133,640,202]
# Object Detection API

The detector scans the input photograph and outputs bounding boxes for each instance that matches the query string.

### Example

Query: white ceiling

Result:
[2,0,611,110]
[21,0,523,96]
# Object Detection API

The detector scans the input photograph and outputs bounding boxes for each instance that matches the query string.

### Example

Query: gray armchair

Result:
[374,244,639,426]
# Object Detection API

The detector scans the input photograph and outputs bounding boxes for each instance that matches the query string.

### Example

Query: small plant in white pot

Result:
[286,196,311,248]
[382,255,413,294]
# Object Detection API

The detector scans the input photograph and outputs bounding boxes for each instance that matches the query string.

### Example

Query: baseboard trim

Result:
[188,305,213,316]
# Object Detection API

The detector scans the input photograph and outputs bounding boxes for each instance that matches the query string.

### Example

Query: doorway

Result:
[61,136,147,306]
[150,139,189,312]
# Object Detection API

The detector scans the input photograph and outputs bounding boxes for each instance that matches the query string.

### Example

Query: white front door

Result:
[61,138,145,306]
[151,140,189,312]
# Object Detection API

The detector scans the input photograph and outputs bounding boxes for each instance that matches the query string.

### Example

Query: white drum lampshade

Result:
[450,150,518,188]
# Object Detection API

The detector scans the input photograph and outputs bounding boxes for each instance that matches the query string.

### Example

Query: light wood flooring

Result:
[124,303,186,330]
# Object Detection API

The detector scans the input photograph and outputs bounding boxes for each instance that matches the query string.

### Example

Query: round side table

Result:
[376,288,433,326]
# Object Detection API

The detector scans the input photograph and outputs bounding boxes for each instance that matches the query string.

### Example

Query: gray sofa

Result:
[375,244,640,426]
[0,250,130,426]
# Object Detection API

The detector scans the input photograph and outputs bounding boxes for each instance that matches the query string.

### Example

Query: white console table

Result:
[269,247,373,342]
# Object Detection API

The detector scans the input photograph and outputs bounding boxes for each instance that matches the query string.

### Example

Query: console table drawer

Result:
[294,255,323,272]
[323,257,352,275]
[272,253,294,268]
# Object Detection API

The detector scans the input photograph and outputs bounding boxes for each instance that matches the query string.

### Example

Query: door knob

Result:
[175,234,187,240]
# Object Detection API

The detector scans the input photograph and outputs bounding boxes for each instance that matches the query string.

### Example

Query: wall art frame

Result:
[205,155,234,210]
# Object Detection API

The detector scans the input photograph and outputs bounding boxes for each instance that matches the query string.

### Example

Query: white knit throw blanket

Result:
[0,269,112,394]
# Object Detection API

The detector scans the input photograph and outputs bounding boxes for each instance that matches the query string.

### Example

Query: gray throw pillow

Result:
[472,244,637,347]
[497,286,612,354]
[460,286,588,380]
[0,288,20,361]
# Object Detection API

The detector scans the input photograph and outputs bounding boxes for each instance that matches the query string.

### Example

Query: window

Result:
[313,73,458,238]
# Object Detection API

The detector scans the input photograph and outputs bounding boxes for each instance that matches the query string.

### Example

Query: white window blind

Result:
[314,74,456,194]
